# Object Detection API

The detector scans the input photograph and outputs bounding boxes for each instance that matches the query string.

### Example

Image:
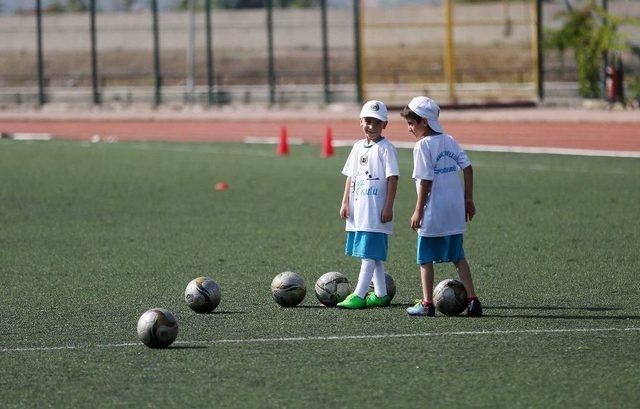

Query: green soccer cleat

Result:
[365,293,391,308]
[336,293,367,309]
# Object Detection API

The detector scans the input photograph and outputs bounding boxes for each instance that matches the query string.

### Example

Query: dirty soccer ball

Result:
[271,271,306,307]
[185,276,221,313]
[315,271,351,307]
[433,279,468,316]
[136,308,179,349]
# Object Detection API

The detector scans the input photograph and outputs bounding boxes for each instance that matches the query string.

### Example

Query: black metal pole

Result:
[352,0,363,104]
[536,0,544,101]
[35,0,46,105]
[320,0,331,104]
[151,0,162,106]
[89,0,100,104]
[205,0,215,105]
[266,0,275,105]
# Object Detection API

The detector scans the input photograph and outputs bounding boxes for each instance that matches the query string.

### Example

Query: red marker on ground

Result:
[214,182,229,191]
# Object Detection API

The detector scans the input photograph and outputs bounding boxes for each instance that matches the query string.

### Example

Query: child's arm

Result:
[340,177,351,219]
[463,165,476,221]
[411,179,432,230]
[381,175,398,223]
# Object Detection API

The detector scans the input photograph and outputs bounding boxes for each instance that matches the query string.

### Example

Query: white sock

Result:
[354,258,376,298]
[372,260,388,297]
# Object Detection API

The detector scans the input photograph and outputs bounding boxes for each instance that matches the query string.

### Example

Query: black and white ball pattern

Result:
[185,277,221,313]
[315,271,351,307]
[433,279,468,316]
[136,308,179,348]
[271,271,306,307]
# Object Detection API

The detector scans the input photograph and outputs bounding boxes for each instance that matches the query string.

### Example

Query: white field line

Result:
[332,139,640,158]
[1,326,639,354]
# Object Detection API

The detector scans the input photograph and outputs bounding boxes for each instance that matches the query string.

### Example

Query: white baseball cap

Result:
[408,96,444,133]
[360,100,388,122]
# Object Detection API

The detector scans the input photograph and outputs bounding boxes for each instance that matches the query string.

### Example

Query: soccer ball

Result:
[315,271,351,307]
[433,279,468,316]
[368,272,397,301]
[271,271,306,307]
[185,276,221,313]
[136,308,179,348]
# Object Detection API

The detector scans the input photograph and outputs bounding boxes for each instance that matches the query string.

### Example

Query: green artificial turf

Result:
[1,140,639,407]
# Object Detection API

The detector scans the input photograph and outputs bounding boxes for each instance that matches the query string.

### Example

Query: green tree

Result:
[545,0,639,98]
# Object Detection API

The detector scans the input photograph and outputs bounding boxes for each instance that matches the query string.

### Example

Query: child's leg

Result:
[353,258,376,298]
[454,257,477,298]
[420,263,435,303]
[371,260,387,297]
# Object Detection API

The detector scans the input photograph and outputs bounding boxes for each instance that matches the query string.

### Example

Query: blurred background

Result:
[0,0,638,107]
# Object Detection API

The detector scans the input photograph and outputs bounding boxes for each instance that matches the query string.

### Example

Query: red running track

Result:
[1,119,639,151]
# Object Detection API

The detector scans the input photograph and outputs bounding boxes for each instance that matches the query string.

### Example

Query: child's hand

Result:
[340,203,349,219]
[381,207,393,223]
[411,210,423,230]
[465,199,476,221]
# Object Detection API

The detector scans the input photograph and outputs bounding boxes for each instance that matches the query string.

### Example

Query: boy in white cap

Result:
[337,100,400,309]
[402,96,482,317]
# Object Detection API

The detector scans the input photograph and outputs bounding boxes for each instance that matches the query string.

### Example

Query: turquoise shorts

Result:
[417,234,465,265]
[345,231,388,261]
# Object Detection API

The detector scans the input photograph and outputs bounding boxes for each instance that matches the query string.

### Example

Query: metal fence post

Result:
[320,0,331,104]
[186,0,195,103]
[35,0,46,105]
[443,0,457,104]
[266,0,276,105]
[537,0,544,101]
[151,0,162,106]
[90,0,101,105]
[352,0,363,103]
[205,0,215,105]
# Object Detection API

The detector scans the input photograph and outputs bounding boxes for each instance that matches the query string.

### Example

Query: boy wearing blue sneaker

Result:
[337,100,399,309]
[402,96,482,317]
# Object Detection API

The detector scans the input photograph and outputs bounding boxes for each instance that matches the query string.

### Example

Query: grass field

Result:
[1,139,639,408]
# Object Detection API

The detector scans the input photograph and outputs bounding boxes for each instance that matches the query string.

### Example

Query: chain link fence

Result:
[0,0,638,106]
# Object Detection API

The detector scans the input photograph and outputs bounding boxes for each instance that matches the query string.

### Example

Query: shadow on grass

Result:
[296,305,331,309]
[169,345,209,349]
[212,311,246,315]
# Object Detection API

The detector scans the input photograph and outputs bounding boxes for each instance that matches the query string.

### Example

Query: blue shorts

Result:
[417,234,465,265]
[345,231,388,261]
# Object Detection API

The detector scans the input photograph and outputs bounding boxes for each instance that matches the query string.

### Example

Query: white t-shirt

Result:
[342,137,400,235]
[412,133,471,237]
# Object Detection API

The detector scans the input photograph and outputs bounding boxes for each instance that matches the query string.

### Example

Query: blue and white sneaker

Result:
[406,300,435,317]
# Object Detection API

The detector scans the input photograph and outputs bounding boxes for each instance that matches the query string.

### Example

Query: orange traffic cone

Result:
[321,126,334,158]
[277,126,289,156]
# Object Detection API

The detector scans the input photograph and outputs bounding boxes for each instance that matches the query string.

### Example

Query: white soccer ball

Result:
[136,308,179,348]
[315,271,351,307]
[433,279,468,316]
[271,271,306,307]
[368,272,397,301]
[185,276,221,313]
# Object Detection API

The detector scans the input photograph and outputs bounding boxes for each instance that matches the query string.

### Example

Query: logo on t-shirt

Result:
[359,155,368,165]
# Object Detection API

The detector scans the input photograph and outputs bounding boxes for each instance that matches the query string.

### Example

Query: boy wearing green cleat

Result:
[337,100,399,310]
